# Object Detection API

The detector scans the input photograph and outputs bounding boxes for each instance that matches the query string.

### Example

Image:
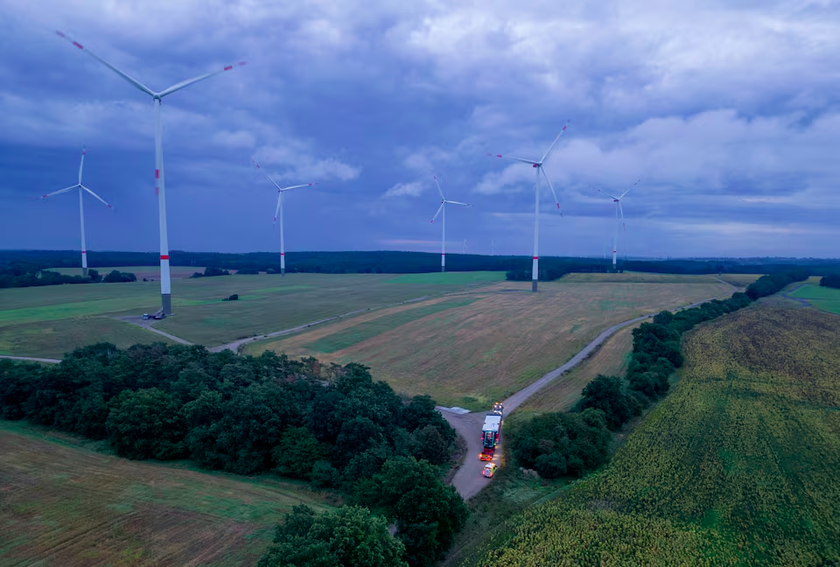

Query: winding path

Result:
[0,355,61,364]
[439,280,738,500]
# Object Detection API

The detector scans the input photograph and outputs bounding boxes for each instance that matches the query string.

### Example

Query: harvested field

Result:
[0,421,335,567]
[716,273,762,287]
[515,321,640,416]
[561,272,723,284]
[0,272,503,358]
[247,277,730,409]
[0,317,174,359]
[468,305,840,566]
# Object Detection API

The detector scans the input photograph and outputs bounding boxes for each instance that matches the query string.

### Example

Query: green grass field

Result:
[789,283,840,314]
[0,271,504,358]
[466,305,840,566]
[0,421,336,566]
[247,277,731,409]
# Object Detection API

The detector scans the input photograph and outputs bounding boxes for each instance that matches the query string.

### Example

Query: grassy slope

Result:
[789,283,840,314]
[0,421,336,567]
[0,272,504,357]
[464,305,840,566]
[247,276,730,409]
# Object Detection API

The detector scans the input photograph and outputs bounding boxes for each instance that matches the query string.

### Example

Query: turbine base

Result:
[280,267,285,276]
[532,280,538,293]
[162,294,172,316]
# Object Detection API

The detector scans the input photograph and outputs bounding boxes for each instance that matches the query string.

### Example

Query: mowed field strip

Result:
[0,422,336,567]
[788,282,840,314]
[246,273,732,409]
[0,272,504,358]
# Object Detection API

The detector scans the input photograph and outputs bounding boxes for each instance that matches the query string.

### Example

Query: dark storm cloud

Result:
[1,0,839,257]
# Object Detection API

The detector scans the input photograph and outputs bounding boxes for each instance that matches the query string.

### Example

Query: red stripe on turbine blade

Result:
[155,169,160,179]
[160,255,169,260]
[56,30,66,37]
[224,65,233,71]
[72,41,83,49]
[238,61,247,66]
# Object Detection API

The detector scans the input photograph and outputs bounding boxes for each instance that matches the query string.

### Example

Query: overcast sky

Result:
[1,0,839,259]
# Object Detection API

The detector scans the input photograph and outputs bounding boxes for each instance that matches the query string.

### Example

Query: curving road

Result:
[439,281,738,500]
[0,355,61,364]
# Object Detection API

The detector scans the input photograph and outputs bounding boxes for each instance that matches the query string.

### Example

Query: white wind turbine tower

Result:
[462,239,468,254]
[38,147,113,276]
[430,175,471,272]
[254,161,316,276]
[489,122,569,292]
[599,179,640,272]
[56,30,246,315]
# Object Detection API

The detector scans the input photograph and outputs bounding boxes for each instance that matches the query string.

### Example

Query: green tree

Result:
[273,426,331,479]
[580,375,633,430]
[107,388,184,460]
[354,457,468,567]
[258,505,408,567]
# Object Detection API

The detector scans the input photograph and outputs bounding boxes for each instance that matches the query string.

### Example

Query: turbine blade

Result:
[56,30,155,97]
[159,61,247,98]
[618,201,626,231]
[618,178,641,200]
[446,200,471,206]
[81,185,114,209]
[598,188,620,200]
[541,168,561,210]
[280,183,317,192]
[431,202,444,223]
[39,184,79,199]
[539,121,570,164]
[253,160,284,192]
[273,192,283,225]
[433,175,445,200]
[78,146,86,185]
[488,154,538,165]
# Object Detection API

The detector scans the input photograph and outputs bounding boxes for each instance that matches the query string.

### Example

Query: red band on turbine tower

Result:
[533,256,539,260]
[280,253,285,256]
[81,251,87,254]
[160,255,169,260]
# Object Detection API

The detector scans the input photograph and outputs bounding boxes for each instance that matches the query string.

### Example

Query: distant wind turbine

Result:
[254,161,316,276]
[38,147,113,276]
[489,122,569,292]
[430,175,471,272]
[462,239,469,254]
[56,30,246,315]
[599,179,640,272]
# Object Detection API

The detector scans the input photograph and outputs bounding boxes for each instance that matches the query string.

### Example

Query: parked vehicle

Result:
[482,463,497,478]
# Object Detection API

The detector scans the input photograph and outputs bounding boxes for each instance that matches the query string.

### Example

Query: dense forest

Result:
[510,270,809,479]
[3,249,839,282]
[0,347,466,566]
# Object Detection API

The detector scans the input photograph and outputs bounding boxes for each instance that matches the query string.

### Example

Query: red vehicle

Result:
[479,408,502,461]
[479,448,494,462]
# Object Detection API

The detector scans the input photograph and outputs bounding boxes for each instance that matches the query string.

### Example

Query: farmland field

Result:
[0,421,335,566]
[788,282,840,314]
[246,277,730,409]
[467,305,840,566]
[514,321,640,417]
[716,273,762,287]
[0,272,504,358]
[561,272,726,284]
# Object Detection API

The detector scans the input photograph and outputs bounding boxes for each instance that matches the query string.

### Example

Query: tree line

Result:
[0,344,466,566]
[510,270,809,479]
[0,264,136,289]
[4,249,839,279]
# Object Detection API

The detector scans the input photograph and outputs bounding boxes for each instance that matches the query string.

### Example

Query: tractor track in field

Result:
[438,280,738,500]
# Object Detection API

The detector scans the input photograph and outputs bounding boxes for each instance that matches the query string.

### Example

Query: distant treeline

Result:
[3,249,840,281]
[820,274,840,289]
[511,270,809,479]
[0,265,136,289]
[0,346,466,567]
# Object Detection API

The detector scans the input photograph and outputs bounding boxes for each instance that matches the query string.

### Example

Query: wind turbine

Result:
[598,179,640,272]
[489,122,569,292]
[56,30,246,315]
[430,175,471,272]
[462,239,469,254]
[38,147,113,276]
[254,161,316,276]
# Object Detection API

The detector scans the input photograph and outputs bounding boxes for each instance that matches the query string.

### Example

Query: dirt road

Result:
[0,355,61,364]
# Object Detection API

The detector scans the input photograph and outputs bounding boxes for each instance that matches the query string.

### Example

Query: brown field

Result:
[0,422,335,567]
[245,278,730,410]
[561,272,722,284]
[716,273,762,287]
[515,321,640,416]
